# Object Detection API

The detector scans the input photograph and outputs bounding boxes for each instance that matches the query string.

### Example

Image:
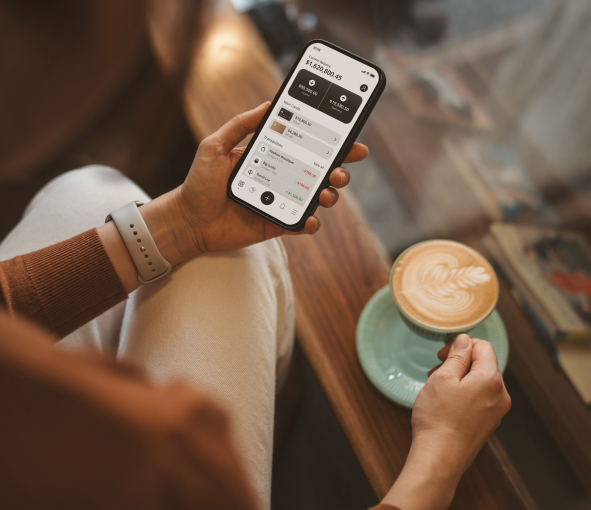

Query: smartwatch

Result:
[105,201,172,284]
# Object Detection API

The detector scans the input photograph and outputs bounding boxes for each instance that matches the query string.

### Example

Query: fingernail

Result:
[452,334,471,350]
[260,101,271,107]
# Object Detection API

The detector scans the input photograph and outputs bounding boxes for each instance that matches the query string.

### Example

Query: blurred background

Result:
[1,0,590,509]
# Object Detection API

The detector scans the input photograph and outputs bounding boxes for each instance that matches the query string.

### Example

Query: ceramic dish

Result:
[357,285,509,408]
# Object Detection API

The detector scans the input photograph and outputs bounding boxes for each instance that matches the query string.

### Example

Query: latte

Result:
[391,240,499,331]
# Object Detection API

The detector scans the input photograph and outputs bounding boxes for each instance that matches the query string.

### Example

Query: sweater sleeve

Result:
[0,310,259,509]
[0,228,127,338]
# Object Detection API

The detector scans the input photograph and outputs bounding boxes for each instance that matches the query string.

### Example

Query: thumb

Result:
[210,102,270,154]
[438,334,473,380]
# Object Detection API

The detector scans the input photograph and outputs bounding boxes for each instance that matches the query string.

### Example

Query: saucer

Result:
[356,285,509,409]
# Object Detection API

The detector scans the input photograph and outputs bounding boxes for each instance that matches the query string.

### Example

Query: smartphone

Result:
[227,39,386,231]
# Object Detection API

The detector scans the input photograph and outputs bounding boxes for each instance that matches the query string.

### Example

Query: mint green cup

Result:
[389,240,500,344]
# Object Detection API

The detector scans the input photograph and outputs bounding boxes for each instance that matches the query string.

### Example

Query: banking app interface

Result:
[230,42,379,225]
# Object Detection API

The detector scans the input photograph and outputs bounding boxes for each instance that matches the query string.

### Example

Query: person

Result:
[0,102,511,510]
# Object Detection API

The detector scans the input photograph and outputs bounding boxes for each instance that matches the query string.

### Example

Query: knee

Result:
[166,238,292,307]
[47,165,130,193]
[65,165,150,204]
[24,165,150,219]
[257,238,293,324]
[49,165,124,189]
[251,238,290,288]
[68,164,121,177]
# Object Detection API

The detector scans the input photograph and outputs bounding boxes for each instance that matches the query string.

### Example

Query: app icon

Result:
[261,191,274,205]
[249,187,256,193]
[318,81,362,124]
[258,144,268,154]
[279,203,285,209]
[270,121,286,134]
[278,108,294,121]
[252,157,261,166]
[360,84,368,92]
[238,180,244,187]
[288,69,331,109]
[247,168,254,175]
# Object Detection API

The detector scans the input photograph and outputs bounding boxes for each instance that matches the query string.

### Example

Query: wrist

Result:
[381,443,459,510]
[99,192,202,294]
[139,188,204,266]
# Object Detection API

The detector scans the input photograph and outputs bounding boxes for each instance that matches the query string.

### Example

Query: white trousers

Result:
[0,165,295,509]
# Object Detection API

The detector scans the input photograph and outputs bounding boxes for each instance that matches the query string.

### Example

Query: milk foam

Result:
[392,241,498,330]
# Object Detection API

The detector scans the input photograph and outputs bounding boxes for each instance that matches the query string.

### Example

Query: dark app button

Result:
[318,83,362,124]
[278,108,294,121]
[261,191,275,205]
[360,84,368,92]
[288,69,331,109]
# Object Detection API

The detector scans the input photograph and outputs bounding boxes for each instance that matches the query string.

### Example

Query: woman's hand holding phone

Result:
[105,102,367,292]
[143,102,368,265]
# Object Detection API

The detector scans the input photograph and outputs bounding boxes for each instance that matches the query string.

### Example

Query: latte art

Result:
[402,254,490,318]
[392,241,499,330]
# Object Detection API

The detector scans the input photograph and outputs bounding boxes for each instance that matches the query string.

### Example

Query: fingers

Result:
[437,341,453,362]
[208,102,270,154]
[304,216,321,234]
[431,336,462,375]
[318,167,349,210]
[343,143,369,163]
[435,335,501,383]
[436,334,473,381]
[465,338,499,379]
[329,167,351,188]
[284,216,320,235]
[282,214,323,236]
[319,188,339,208]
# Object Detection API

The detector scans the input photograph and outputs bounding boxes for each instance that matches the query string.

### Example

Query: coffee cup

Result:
[390,240,499,343]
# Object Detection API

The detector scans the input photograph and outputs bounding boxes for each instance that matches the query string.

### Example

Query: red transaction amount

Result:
[296,182,310,190]
[303,169,317,178]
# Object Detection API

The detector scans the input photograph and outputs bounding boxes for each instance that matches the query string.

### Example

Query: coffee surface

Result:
[392,241,498,330]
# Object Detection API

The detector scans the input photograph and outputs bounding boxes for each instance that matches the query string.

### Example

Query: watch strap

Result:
[105,201,172,284]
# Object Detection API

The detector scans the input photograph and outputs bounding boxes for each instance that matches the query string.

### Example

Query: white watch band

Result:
[105,201,172,284]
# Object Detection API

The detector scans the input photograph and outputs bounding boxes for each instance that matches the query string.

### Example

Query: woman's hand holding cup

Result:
[381,334,511,510]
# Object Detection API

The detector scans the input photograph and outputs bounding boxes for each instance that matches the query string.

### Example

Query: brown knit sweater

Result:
[0,228,400,510]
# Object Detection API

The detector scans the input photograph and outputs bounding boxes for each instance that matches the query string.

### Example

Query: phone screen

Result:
[229,41,382,227]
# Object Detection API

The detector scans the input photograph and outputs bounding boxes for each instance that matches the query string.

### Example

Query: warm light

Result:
[200,24,244,69]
